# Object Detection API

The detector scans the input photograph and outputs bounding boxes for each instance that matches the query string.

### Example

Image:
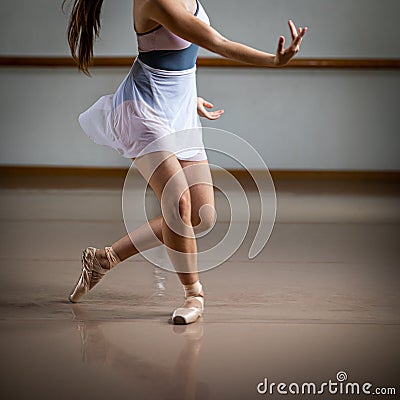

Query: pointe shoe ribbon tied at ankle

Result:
[69,246,120,303]
[172,281,204,325]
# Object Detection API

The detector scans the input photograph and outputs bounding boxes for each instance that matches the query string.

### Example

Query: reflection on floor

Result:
[0,174,399,399]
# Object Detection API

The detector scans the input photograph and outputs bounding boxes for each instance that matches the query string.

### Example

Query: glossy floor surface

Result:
[0,175,399,399]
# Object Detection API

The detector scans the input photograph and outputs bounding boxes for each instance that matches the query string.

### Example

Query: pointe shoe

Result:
[69,247,120,303]
[172,281,204,325]
[172,296,204,325]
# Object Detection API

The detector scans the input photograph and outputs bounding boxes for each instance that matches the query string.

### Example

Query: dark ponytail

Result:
[62,0,104,76]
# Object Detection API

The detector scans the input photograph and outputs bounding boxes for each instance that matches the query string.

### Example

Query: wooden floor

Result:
[0,173,399,399]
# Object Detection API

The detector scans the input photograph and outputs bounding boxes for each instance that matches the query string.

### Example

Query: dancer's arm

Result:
[148,0,307,67]
[197,97,224,120]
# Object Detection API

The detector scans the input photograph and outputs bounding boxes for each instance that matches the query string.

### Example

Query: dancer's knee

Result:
[177,190,192,222]
[193,203,216,233]
[163,189,191,223]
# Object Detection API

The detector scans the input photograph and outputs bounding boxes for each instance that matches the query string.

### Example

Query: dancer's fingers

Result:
[293,28,307,47]
[277,36,285,54]
[205,110,224,120]
[288,20,297,40]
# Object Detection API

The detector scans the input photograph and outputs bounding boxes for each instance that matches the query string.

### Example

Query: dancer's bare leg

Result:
[174,158,215,286]
[132,152,202,282]
[97,158,215,290]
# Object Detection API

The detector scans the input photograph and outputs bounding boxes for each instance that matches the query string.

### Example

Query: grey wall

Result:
[2,0,400,57]
[1,0,399,170]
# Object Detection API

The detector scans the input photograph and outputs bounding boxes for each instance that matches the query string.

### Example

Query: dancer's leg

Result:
[98,159,215,275]
[171,157,215,322]
[134,152,216,323]
[106,216,163,262]
[133,151,198,282]
[175,158,215,285]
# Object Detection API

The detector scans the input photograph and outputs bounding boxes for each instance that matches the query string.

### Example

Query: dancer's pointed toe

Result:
[69,246,120,303]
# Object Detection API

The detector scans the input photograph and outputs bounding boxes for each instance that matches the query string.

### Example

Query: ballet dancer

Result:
[63,0,307,324]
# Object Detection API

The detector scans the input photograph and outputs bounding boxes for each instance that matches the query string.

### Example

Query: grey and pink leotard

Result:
[78,0,210,161]
[136,0,210,71]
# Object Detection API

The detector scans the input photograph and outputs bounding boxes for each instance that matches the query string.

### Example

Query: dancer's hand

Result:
[274,20,308,67]
[197,97,224,120]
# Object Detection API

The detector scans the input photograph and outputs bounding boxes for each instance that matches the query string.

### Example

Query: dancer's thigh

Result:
[133,151,190,206]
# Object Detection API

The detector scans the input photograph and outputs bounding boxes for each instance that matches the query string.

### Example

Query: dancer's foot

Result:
[69,246,120,303]
[172,281,204,325]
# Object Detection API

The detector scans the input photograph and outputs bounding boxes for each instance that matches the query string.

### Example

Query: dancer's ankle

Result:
[95,247,121,270]
[183,281,204,298]
[180,281,205,310]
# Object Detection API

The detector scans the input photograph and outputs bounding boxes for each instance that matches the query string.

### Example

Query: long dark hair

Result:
[62,0,104,76]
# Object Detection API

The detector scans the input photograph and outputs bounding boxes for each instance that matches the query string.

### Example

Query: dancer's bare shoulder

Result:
[135,0,195,18]
[145,0,224,50]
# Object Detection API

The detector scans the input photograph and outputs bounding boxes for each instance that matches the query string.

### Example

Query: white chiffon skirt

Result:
[78,58,207,161]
